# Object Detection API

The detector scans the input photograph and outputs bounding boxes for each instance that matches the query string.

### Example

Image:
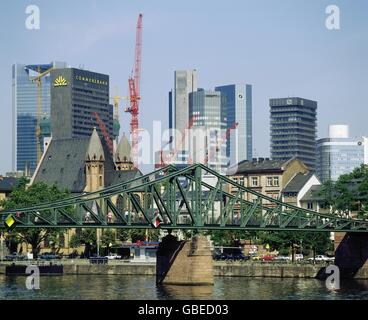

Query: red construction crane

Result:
[217,122,239,153]
[155,136,173,169]
[205,122,239,164]
[160,115,197,167]
[125,13,143,170]
[92,111,114,155]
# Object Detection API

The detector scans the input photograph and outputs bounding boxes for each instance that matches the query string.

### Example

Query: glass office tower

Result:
[215,84,252,165]
[316,125,368,182]
[12,62,67,174]
[173,70,198,134]
[189,89,227,173]
[270,97,317,170]
[50,68,113,141]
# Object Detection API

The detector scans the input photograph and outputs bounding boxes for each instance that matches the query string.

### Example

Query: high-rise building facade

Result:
[50,68,114,141]
[189,89,227,173]
[316,125,368,182]
[168,90,173,130]
[171,70,198,134]
[215,84,252,165]
[270,97,317,170]
[12,62,67,173]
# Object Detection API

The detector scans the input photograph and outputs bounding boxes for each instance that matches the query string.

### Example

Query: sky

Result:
[0,0,367,174]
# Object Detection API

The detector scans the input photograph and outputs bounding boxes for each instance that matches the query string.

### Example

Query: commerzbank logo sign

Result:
[54,76,68,87]
[75,75,108,86]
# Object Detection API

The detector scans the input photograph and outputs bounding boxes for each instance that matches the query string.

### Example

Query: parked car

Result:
[212,253,222,260]
[308,255,333,262]
[251,255,262,261]
[5,253,26,261]
[262,255,275,262]
[295,254,304,261]
[274,255,291,262]
[105,253,122,260]
[39,252,62,260]
[234,254,250,261]
[68,251,79,259]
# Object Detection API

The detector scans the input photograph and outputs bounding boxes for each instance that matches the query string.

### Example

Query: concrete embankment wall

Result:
[214,263,320,278]
[63,264,156,275]
[2,262,368,279]
[0,263,319,278]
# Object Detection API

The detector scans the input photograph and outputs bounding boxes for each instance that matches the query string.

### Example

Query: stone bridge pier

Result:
[156,232,214,285]
[335,232,368,278]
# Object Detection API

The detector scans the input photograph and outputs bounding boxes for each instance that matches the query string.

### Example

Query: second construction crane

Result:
[125,13,143,170]
[31,66,55,163]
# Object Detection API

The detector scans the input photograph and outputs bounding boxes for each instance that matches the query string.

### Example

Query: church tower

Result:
[85,128,105,192]
[115,134,133,171]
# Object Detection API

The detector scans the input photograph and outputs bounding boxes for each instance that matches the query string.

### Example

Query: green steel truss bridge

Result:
[1,164,368,232]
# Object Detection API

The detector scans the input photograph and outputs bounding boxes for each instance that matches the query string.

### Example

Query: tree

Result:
[3,231,21,254]
[69,233,81,249]
[206,230,260,247]
[260,231,305,262]
[319,164,368,218]
[116,229,160,243]
[101,229,115,255]
[0,179,71,258]
[303,232,332,260]
[117,229,130,242]
[68,229,97,258]
[79,229,97,258]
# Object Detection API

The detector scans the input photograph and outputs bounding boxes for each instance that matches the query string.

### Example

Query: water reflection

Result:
[158,284,214,300]
[1,275,368,300]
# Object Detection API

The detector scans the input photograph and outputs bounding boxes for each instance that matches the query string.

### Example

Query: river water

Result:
[1,275,368,300]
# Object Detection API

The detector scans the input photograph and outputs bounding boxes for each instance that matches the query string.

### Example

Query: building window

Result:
[267,177,273,187]
[307,202,313,210]
[239,178,244,186]
[251,177,259,187]
[273,176,279,187]
[99,165,103,174]
[99,176,103,187]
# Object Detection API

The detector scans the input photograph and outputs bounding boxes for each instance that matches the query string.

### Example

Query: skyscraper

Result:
[270,97,317,170]
[189,89,227,173]
[12,61,67,174]
[50,68,114,141]
[172,70,198,134]
[316,125,368,182]
[168,90,173,130]
[215,84,252,165]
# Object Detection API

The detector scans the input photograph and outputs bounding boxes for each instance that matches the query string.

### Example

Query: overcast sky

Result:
[0,0,367,174]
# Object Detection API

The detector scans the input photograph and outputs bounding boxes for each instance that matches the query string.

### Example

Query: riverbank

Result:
[0,261,331,278]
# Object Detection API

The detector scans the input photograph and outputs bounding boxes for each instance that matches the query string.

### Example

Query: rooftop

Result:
[33,135,141,193]
[227,157,295,175]
[282,172,315,193]
[300,185,325,202]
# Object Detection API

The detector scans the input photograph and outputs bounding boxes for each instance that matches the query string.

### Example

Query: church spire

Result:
[86,127,105,162]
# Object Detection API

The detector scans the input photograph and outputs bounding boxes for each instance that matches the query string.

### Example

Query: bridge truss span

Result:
[1,164,368,232]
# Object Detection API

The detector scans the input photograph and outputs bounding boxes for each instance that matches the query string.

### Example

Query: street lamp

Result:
[0,231,3,261]
[300,239,303,256]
